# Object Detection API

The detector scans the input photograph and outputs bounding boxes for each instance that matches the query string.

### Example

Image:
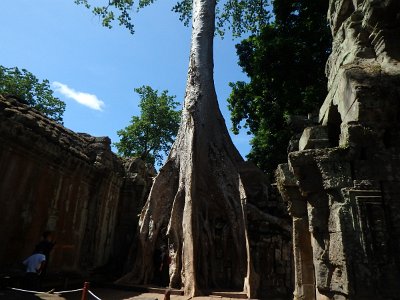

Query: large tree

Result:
[0,66,66,123]
[75,0,289,297]
[115,86,181,166]
[228,0,331,175]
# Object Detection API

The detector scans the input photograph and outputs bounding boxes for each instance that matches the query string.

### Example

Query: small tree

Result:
[115,86,181,166]
[0,65,66,123]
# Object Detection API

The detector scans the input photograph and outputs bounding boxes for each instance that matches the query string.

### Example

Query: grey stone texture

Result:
[276,0,400,299]
[0,95,154,276]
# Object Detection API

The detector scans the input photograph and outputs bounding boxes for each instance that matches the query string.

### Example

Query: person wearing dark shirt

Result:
[34,231,55,278]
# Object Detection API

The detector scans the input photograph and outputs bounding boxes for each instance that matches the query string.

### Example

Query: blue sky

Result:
[0,0,252,160]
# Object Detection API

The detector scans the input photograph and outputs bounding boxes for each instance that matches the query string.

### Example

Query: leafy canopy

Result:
[74,0,271,37]
[228,0,331,174]
[114,86,181,166]
[0,66,66,123]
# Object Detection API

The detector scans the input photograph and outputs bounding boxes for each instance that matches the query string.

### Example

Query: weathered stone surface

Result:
[244,180,293,299]
[0,95,153,277]
[299,126,330,151]
[277,1,400,299]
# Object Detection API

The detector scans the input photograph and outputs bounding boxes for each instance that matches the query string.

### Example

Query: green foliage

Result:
[74,0,271,37]
[0,66,66,123]
[228,0,331,174]
[174,0,270,37]
[75,0,137,34]
[114,86,181,166]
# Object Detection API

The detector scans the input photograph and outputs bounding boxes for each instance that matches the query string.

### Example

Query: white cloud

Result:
[52,81,105,111]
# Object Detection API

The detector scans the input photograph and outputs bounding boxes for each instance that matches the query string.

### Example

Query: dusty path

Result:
[0,288,244,300]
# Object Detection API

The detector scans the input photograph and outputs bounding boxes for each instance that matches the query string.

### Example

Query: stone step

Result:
[210,291,248,299]
[104,283,184,296]
[146,286,184,295]
[100,283,249,299]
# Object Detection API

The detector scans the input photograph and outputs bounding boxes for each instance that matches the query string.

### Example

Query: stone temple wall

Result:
[0,95,153,276]
[238,163,293,298]
[276,1,400,299]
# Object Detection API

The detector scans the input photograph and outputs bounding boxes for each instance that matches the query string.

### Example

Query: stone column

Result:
[276,164,316,300]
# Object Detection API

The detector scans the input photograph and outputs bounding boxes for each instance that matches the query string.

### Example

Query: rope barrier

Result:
[56,288,84,294]
[88,289,103,300]
[10,283,102,300]
[9,286,83,295]
[9,287,47,294]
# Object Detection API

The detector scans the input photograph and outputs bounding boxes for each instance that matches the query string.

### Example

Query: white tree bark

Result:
[117,0,288,297]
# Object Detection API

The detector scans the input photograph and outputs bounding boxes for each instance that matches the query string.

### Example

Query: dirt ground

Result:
[0,273,246,300]
[0,287,242,300]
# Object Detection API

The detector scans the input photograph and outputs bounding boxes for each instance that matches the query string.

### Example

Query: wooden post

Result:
[164,288,171,300]
[81,282,90,300]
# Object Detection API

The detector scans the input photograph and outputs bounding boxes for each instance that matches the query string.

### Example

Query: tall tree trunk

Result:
[117,0,269,297]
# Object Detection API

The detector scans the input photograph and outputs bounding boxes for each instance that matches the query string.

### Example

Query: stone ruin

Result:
[0,94,293,298]
[0,94,155,277]
[3,1,399,298]
[276,0,400,299]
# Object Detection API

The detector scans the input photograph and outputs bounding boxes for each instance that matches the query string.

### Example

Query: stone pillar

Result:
[276,164,316,300]
[293,216,315,300]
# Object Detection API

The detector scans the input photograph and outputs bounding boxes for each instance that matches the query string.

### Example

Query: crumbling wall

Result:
[239,163,293,299]
[276,1,400,299]
[0,95,153,275]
